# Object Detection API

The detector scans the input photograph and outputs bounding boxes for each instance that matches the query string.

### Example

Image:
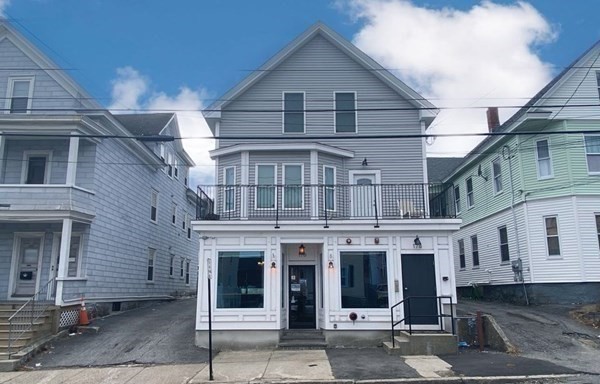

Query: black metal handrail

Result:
[196,183,456,227]
[390,295,455,348]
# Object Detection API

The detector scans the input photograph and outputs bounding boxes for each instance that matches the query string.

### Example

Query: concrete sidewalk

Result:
[0,349,590,383]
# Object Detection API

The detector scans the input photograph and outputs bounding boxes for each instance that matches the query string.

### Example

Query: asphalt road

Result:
[326,348,420,379]
[27,298,208,368]
[458,299,600,374]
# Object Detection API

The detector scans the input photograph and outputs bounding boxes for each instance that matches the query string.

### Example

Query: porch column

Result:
[0,132,5,183]
[310,150,318,219]
[240,151,249,219]
[54,218,73,306]
[66,135,80,186]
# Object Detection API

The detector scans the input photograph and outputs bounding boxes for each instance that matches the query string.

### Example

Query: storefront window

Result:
[217,251,264,308]
[340,251,388,308]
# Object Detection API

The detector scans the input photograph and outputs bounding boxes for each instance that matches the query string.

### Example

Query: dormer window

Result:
[7,77,33,114]
[335,92,356,133]
[283,92,305,133]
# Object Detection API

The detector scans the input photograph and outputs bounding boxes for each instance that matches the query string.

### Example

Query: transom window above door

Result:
[283,92,305,133]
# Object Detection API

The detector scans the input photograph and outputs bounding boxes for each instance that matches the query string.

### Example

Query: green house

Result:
[429,40,600,304]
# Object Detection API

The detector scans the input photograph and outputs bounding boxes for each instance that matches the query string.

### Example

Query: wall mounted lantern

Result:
[362,158,368,166]
[328,260,334,269]
[298,244,306,256]
[413,235,422,249]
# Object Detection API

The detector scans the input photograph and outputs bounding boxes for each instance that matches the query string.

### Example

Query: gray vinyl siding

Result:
[217,34,425,185]
[216,153,241,185]
[318,153,346,184]
[0,38,81,113]
[1,138,69,184]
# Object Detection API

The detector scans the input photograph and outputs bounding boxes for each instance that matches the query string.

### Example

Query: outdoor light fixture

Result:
[362,158,368,166]
[271,261,277,269]
[298,244,306,256]
[413,235,422,249]
[328,260,334,269]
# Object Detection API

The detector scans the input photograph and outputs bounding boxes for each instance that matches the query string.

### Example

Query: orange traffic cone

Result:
[79,298,90,326]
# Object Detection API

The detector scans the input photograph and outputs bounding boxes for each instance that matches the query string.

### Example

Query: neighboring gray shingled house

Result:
[0,21,199,328]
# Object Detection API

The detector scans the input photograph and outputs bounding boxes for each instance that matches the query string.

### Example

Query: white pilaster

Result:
[0,132,5,183]
[310,150,318,219]
[241,151,249,219]
[54,218,73,306]
[66,135,80,186]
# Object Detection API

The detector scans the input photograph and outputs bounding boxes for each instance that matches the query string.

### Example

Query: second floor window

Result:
[335,92,356,133]
[172,203,177,225]
[147,248,156,282]
[224,167,236,212]
[596,214,600,251]
[23,151,51,184]
[453,185,461,214]
[535,139,553,178]
[458,239,465,269]
[471,235,479,267]
[466,177,474,208]
[283,92,304,133]
[169,254,175,277]
[584,134,600,174]
[8,77,33,114]
[498,226,509,262]
[492,157,502,194]
[544,216,561,257]
[150,190,158,222]
[283,164,303,209]
[324,166,336,211]
[256,164,276,209]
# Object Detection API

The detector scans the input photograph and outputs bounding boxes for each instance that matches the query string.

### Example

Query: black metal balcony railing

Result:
[196,183,456,227]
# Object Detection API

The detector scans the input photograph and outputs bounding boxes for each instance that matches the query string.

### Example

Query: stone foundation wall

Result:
[457,282,600,305]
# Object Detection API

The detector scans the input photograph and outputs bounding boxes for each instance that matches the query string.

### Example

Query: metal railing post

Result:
[373,184,380,228]
[407,298,412,335]
[274,185,280,229]
[438,296,443,331]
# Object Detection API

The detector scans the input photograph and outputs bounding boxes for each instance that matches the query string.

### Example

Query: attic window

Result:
[335,92,357,133]
[7,77,33,114]
[283,92,304,133]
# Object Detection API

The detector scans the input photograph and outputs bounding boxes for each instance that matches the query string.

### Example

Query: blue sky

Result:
[3,0,600,183]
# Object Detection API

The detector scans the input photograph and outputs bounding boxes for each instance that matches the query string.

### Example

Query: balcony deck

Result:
[195,183,456,228]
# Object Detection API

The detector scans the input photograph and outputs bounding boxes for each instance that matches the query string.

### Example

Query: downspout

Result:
[503,145,529,305]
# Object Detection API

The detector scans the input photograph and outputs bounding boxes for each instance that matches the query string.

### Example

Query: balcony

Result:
[196,183,456,227]
[0,185,95,221]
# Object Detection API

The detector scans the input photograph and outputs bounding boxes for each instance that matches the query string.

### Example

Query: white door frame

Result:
[349,170,382,218]
[8,232,45,300]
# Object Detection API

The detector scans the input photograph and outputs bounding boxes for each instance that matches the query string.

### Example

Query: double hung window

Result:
[471,235,479,267]
[147,248,156,282]
[492,158,502,194]
[544,216,561,257]
[224,167,236,212]
[283,93,304,133]
[584,135,600,174]
[283,164,303,209]
[499,226,510,262]
[458,240,465,269]
[335,92,357,133]
[324,166,336,211]
[7,77,33,114]
[256,165,276,209]
[535,139,553,178]
[22,151,51,184]
[454,185,461,214]
[150,191,159,222]
[466,177,474,208]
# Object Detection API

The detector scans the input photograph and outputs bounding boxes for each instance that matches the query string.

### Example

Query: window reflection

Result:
[217,251,264,308]
[340,251,388,308]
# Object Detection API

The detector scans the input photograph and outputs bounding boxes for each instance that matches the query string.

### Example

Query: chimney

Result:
[486,107,500,132]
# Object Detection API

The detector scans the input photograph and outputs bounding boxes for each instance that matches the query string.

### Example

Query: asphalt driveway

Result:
[458,299,600,374]
[27,297,208,368]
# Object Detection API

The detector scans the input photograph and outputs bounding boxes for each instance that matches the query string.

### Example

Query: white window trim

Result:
[185,259,191,286]
[584,133,600,175]
[453,185,461,214]
[150,190,159,224]
[20,150,52,184]
[51,233,85,279]
[498,226,510,264]
[458,239,465,270]
[535,138,554,180]
[254,163,278,210]
[544,215,562,258]
[5,76,35,114]
[186,215,192,240]
[183,212,188,231]
[282,163,304,210]
[174,158,179,179]
[180,257,185,279]
[323,165,337,212]
[215,250,267,311]
[333,91,358,134]
[223,166,236,212]
[171,202,177,226]
[147,248,156,282]
[282,91,306,134]
[492,157,503,195]
[471,235,479,268]
[169,254,175,278]
[466,177,474,208]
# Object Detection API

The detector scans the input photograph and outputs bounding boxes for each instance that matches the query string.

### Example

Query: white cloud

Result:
[344,0,557,156]
[0,0,10,17]
[109,66,214,186]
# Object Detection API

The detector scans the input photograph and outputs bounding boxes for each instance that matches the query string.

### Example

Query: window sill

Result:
[472,266,480,270]
[500,261,511,266]
[494,191,503,196]
[63,277,88,282]
[537,176,554,181]
[547,256,563,260]
[459,268,466,271]
[146,281,155,285]
[150,220,158,225]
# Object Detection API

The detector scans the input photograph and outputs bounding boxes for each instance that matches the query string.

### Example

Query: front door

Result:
[288,265,316,329]
[13,235,43,297]
[401,254,438,325]
[350,172,379,217]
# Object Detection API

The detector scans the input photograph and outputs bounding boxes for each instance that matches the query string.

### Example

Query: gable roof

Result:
[115,113,175,136]
[427,157,464,183]
[443,39,600,181]
[0,20,100,110]
[203,22,438,128]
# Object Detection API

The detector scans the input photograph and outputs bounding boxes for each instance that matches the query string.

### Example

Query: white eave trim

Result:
[209,142,354,160]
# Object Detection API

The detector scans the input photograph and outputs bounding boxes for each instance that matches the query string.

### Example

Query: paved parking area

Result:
[27,298,208,368]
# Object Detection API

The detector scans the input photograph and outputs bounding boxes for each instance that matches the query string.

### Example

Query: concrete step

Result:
[383,331,458,356]
[277,339,328,349]
[0,321,49,331]
[280,330,325,341]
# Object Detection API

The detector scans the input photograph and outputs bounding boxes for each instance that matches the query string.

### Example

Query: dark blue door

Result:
[401,254,438,325]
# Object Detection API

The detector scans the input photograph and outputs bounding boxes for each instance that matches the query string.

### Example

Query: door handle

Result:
[404,287,408,291]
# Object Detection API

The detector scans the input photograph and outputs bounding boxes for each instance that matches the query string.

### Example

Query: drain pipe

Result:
[503,145,529,306]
